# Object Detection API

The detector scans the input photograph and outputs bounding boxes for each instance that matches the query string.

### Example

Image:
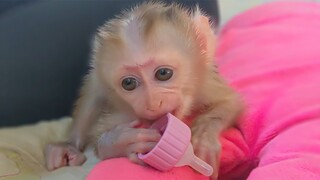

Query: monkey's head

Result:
[93,2,216,121]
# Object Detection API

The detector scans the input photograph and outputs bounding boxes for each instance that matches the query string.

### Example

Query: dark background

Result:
[0,0,219,127]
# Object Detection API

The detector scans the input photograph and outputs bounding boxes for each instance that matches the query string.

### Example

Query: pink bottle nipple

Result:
[176,143,213,176]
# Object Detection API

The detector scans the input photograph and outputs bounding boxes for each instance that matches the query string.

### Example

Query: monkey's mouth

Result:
[140,107,180,121]
[139,114,164,122]
[170,109,178,117]
[140,109,178,122]
[166,107,181,119]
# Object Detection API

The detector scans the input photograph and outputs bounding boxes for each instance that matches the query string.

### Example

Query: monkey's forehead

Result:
[96,2,199,44]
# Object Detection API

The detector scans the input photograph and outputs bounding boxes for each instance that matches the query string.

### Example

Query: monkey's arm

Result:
[44,73,102,170]
[193,90,242,133]
[70,88,102,151]
[191,83,243,179]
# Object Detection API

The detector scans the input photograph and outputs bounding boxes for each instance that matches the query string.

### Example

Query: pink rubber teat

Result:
[176,143,213,176]
[138,113,213,176]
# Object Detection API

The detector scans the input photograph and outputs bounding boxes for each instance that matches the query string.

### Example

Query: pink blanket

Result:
[217,1,320,179]
[87,2,320,179]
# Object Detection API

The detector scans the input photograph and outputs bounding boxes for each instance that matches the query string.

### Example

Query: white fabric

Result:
[0,117,99,180]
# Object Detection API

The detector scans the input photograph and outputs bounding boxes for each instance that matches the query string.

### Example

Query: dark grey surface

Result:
[0,0,38,15]
[0,0,219,127]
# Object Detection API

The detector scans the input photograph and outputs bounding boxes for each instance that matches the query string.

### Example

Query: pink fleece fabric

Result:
[87,2,320,180]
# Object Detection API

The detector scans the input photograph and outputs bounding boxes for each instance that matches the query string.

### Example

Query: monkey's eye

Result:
[121,77,139,91]
[155,68,173,81]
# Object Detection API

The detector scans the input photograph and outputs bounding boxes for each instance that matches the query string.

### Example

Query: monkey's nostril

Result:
[159,100,163,107]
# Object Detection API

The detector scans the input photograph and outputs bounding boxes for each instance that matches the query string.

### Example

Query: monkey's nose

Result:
[146,100,163,111]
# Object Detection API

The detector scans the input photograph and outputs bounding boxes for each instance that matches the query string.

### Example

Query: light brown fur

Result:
[45,2,243,179]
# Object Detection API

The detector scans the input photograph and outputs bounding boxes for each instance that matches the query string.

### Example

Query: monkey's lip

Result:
[172,107,181,116]
[140,114,165,122]
[170,109,177,117]
[141,109,178,122]
[140,108,179,121]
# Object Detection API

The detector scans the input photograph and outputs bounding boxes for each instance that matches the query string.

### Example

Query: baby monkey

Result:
[45,2,242,179]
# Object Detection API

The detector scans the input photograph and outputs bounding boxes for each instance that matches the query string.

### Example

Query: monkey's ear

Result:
[193,12,216,62]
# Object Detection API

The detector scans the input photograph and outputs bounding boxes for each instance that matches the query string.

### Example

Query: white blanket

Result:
[0,117,99,180]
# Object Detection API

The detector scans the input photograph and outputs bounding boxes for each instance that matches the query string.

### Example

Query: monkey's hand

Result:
[44,142,87,171]
[96,120,161,165]
[191,120,221,180]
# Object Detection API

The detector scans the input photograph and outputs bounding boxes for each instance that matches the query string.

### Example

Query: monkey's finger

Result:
[68,153,87,166]
[212,144,221,180]
[128,142,158,154]
[54,154,68,170]
[45,144,55,170]
[204,151,220,180]
[128,153,147,166]
[122,128,161,143]
[190,136,203,158]
[195,143,221,180]
[211,153,220,180]
[194,145,208,163]
[114,120,140,130]
[122,120,141,128]
[45,144,67,171]
[67,146,87,166]
[51,146,68,170]
[136,129,161,141]
[193,148,217,179]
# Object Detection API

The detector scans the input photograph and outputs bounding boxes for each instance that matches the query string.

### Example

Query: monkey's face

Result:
[101,47,195,121]
[115,56,184,120]
[96,15,203,121]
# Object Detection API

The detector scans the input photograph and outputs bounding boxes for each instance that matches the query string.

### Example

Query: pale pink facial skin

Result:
[113,57,184,121]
